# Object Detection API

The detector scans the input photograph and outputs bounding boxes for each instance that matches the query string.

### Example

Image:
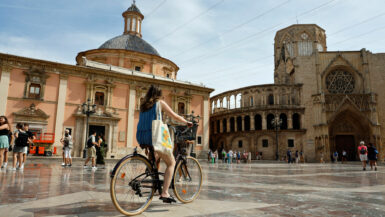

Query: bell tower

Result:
[122,0,144,37]
[273,24,326,84]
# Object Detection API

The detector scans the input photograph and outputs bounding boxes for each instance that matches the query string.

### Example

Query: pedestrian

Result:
[286,149,291,164]
[227,150,232,164]
[84,131,99,170]
[0,116,11,169]
[60,129,73,167]
[222,149,226,163]
[214,150,218,163]
[208,150,211,163]
[300,150,304,163]
[23,123,35,165]
[248,151,251,164]
[210,150,215,164]
[320,152,324,163]
[96,134,106,166]
[341,150,347,163]
[358,141,368,171]
[295,150,299,164]
[367,143,378,171]
[333,151,339,163]
[2,129,13,169]
[12,123,29,170]
[236,151,241,164]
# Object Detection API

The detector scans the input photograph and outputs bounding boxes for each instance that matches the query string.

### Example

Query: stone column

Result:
[262,112,267,130]
[234,117,238,132]
[250,113,255,130]
[126,85,136,148]
[54,74,68,152]
[219,118,223,133]
[202,96,210,152]
[226,117,230,133]
[288,111,293,129]
[241,116,245,131]
[0,65,11,115]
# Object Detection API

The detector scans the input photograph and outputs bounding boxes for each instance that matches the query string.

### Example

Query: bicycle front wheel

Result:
[110,156,155,216]
[173,156,203,203]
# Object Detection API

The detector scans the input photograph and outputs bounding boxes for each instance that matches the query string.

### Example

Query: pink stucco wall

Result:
[44,73,59,102]
[8,68,25,98]
[66,76,86,104]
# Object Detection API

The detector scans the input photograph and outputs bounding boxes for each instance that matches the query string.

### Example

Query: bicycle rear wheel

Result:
[173,156,203,203]
[110,156,155,216]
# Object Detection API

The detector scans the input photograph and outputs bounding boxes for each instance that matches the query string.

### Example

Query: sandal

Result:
[159,196,177,203]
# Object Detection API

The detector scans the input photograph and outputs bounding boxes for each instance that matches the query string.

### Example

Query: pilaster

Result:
[126,85,136,147]
[0,64,12,115]
[54,74,68,150]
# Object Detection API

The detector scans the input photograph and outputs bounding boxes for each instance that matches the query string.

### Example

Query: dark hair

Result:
[16,123,23,130]
[140,85,162,112]
[368,143,373,147]
[23,123,29,127]
[0,115,11,131]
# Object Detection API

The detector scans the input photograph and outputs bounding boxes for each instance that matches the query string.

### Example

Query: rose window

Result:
[326,70,355,94]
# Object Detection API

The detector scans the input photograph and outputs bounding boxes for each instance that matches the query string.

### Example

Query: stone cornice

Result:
[0,52,214,96]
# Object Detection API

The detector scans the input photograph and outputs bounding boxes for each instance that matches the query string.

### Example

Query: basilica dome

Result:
[99,34,160,56]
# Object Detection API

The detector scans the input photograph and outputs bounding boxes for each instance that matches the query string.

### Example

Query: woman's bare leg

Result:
[0,149,4,168]
[156,151,175,198]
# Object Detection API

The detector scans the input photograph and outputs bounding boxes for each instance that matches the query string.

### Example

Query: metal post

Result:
[82,99,95,158]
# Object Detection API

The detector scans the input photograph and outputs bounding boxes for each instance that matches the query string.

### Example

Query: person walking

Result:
[333,151,339,163]
[286,149,291,164]
[341,150,347,164]
[320,152,324,164]
[214,150,218,164]
[2,130,13,169]
[247,151,252,164]
[0,116,11,170]
[358,141,368,171]
[228,149,233,164]
[236,151,241,164]
[60,129,73,167]
[12,123,29,170]
[22,123,35,165]
[222,149,226,163]
[96,134,106,166]
[295,150,299,164]
[84,131,99,170]
[136,85,191,203]
[367,143,378,171]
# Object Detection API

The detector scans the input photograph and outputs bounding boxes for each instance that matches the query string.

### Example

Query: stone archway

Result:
[328,109,372,161]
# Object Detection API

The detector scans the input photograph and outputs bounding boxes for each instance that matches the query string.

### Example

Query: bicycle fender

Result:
[110,153,149,178]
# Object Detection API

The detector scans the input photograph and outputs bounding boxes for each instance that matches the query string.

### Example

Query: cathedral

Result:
[0,3,213,158]
[210,24,385,162]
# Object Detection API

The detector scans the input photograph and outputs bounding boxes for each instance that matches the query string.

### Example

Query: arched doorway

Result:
[329,109,372,161]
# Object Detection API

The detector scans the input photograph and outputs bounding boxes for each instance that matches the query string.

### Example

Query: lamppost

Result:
[271,117,282,160]
[82,98,96,158]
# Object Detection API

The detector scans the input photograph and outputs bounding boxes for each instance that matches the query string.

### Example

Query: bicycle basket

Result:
[175,124,197,142]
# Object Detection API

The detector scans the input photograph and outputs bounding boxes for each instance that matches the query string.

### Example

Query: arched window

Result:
[223,97,227,108]
[268,94,274,105]
[222,119,227,133]
[237,116,242,131]
[254,114,262,130]
[293,113,300,129]
[236,93,242,108]
[230,95,235,109]
[217,99,220,108]
[280,113,287,130]
[267,114,275,130]
[29,83,41,99]
[250,96,254,107]
[230,117,235,132]
[216,120,221,133]
[244,116,250,131]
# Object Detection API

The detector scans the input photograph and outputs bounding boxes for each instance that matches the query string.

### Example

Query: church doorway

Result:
[89,125,105,138]
[334,135,356,161]
[328,108,372,161]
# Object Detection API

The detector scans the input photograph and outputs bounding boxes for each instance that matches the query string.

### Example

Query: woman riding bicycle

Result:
[136,85,192,203]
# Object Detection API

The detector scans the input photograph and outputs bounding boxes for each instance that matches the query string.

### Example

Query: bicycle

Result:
[110,113,203,216]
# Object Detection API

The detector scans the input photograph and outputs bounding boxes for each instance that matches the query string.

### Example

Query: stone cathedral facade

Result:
[210,24,385,162]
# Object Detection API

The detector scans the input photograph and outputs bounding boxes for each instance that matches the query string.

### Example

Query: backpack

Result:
[15,131,29,147]
[360,147,366,155]
[87,137,94,148]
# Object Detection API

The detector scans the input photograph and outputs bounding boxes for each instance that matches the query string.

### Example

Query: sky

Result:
[1,0,385,96]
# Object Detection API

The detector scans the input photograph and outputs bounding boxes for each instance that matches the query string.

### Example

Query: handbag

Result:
[152,101,173,156]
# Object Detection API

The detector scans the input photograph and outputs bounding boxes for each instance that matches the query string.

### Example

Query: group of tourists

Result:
[286,149,304,163]
[0,115,35,171]
[207,149,252,164]
[358,141,378,171]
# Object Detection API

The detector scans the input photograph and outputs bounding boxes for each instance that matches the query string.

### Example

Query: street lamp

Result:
[271,117,282,161]
[82,98,96,158]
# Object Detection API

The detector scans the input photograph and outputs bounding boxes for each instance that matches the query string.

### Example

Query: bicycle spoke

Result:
[173,157,202,203]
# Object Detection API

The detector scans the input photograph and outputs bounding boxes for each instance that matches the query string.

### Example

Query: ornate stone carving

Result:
[334,121,354,133]
[324,94,370,112]
[326,70,355,94]
[13,103,49,123]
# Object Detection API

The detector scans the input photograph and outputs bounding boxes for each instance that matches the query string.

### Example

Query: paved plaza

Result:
[0,159,385,217]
